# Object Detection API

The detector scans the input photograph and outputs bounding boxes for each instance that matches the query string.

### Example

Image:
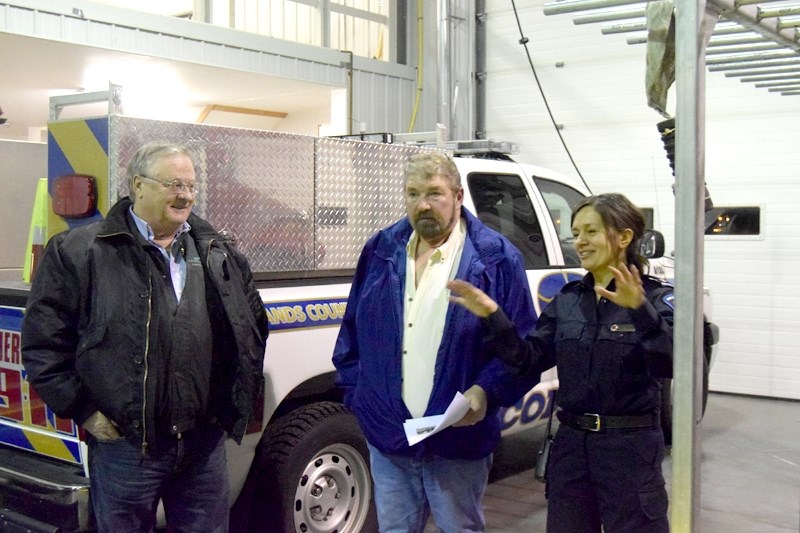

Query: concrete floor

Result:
[427,393,800,532]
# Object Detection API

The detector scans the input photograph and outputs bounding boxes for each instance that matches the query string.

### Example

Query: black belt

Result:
[557,410,657,432]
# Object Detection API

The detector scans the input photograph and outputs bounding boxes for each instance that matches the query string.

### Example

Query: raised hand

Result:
[595,263,645,309]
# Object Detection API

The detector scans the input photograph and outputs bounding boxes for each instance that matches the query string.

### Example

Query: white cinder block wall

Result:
[484,1,800,400]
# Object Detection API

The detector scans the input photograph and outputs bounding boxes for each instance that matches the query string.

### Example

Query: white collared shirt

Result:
[402,218,466,418]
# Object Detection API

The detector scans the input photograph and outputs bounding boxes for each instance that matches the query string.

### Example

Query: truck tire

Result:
[660,347,710,447]
[249,402,377,533]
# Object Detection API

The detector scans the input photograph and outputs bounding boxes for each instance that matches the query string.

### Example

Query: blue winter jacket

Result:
[332,208,537,459]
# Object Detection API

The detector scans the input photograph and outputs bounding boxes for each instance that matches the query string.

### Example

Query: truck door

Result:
[460,164,585,317]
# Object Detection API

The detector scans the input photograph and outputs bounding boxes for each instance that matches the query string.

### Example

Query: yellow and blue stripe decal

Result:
[47,118,110,237]
[0,422,83,465]
[264,274,581,333]
[0,306,82,465]
[264,298,348,331]
[0,306,23,331]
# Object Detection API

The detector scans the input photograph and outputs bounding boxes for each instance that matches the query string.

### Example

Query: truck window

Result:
[467,173,548,269]
[533,178,587,267]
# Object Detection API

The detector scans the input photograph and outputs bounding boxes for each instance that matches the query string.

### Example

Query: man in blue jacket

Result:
[332,151,537,532]
[22,142,269,532]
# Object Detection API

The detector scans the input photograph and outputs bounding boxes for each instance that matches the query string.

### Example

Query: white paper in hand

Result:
[403,391,471,446]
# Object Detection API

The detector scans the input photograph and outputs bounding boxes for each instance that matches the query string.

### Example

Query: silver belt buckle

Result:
[584,413,601,431]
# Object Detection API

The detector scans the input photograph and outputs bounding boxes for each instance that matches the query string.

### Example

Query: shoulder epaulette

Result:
[642,274,673,290]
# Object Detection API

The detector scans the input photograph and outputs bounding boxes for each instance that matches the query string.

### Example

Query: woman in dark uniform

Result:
[449,193,673,532]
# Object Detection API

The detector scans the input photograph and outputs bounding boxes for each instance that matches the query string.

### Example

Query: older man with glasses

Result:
[22,141,269,532]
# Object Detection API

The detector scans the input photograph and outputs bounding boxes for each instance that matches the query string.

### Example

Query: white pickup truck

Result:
[0,116,716,533]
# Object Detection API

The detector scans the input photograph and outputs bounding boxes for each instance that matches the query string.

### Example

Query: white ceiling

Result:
[0,32,336,141]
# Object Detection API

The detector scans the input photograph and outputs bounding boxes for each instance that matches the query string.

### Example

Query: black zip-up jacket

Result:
[21,198,269,453]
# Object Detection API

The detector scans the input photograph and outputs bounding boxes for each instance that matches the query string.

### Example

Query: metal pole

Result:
[672,0,708,530]
[321,0,331,49]
[573,6,645,24]
[706,50,797,64]
[437,0,451,137]
[543,0,646,16]
[739,71,800,81]
[708,57,800,71]
[50,82,122,120]
[475,0,486,139]
[731,64,800,75]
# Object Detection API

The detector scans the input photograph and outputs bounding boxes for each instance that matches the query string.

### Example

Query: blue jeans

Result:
[88,426,229,533]
[367,443,492,533]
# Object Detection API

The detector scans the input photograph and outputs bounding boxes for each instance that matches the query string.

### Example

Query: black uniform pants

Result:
[545,424,669,533]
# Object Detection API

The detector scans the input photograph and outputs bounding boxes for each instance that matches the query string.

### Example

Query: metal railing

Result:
[543,0,800,96]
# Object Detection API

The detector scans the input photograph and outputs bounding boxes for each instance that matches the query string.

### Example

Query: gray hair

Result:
[126,141,195,199]
[404,151,461,192]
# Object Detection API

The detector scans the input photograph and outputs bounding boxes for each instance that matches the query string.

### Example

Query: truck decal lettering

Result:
[264,298,348,331]
[264,305,307,326]
[1,330,21,365]
[498,388,556,432]
[0,307,83,465]
[0,337,76,435]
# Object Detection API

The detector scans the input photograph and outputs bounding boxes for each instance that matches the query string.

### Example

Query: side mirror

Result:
[640,230,665,259]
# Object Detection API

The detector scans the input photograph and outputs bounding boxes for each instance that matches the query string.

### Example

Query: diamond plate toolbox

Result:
[107,116,433,273]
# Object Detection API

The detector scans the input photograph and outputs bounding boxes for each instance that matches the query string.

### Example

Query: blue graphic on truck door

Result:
[537,271,582,310]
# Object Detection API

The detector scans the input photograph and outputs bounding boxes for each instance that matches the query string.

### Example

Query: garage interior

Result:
[1,0,798,531]
[470,393,800,532]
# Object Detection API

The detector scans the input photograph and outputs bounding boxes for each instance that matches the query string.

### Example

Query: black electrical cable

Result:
[509,0,592,194]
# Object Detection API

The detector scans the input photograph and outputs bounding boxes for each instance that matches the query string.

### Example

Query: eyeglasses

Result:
[138,174,196,195]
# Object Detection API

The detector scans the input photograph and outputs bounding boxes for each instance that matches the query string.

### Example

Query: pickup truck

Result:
[0,116,716,532]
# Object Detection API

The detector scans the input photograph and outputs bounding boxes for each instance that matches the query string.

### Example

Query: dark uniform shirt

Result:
[485,272,674,416]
